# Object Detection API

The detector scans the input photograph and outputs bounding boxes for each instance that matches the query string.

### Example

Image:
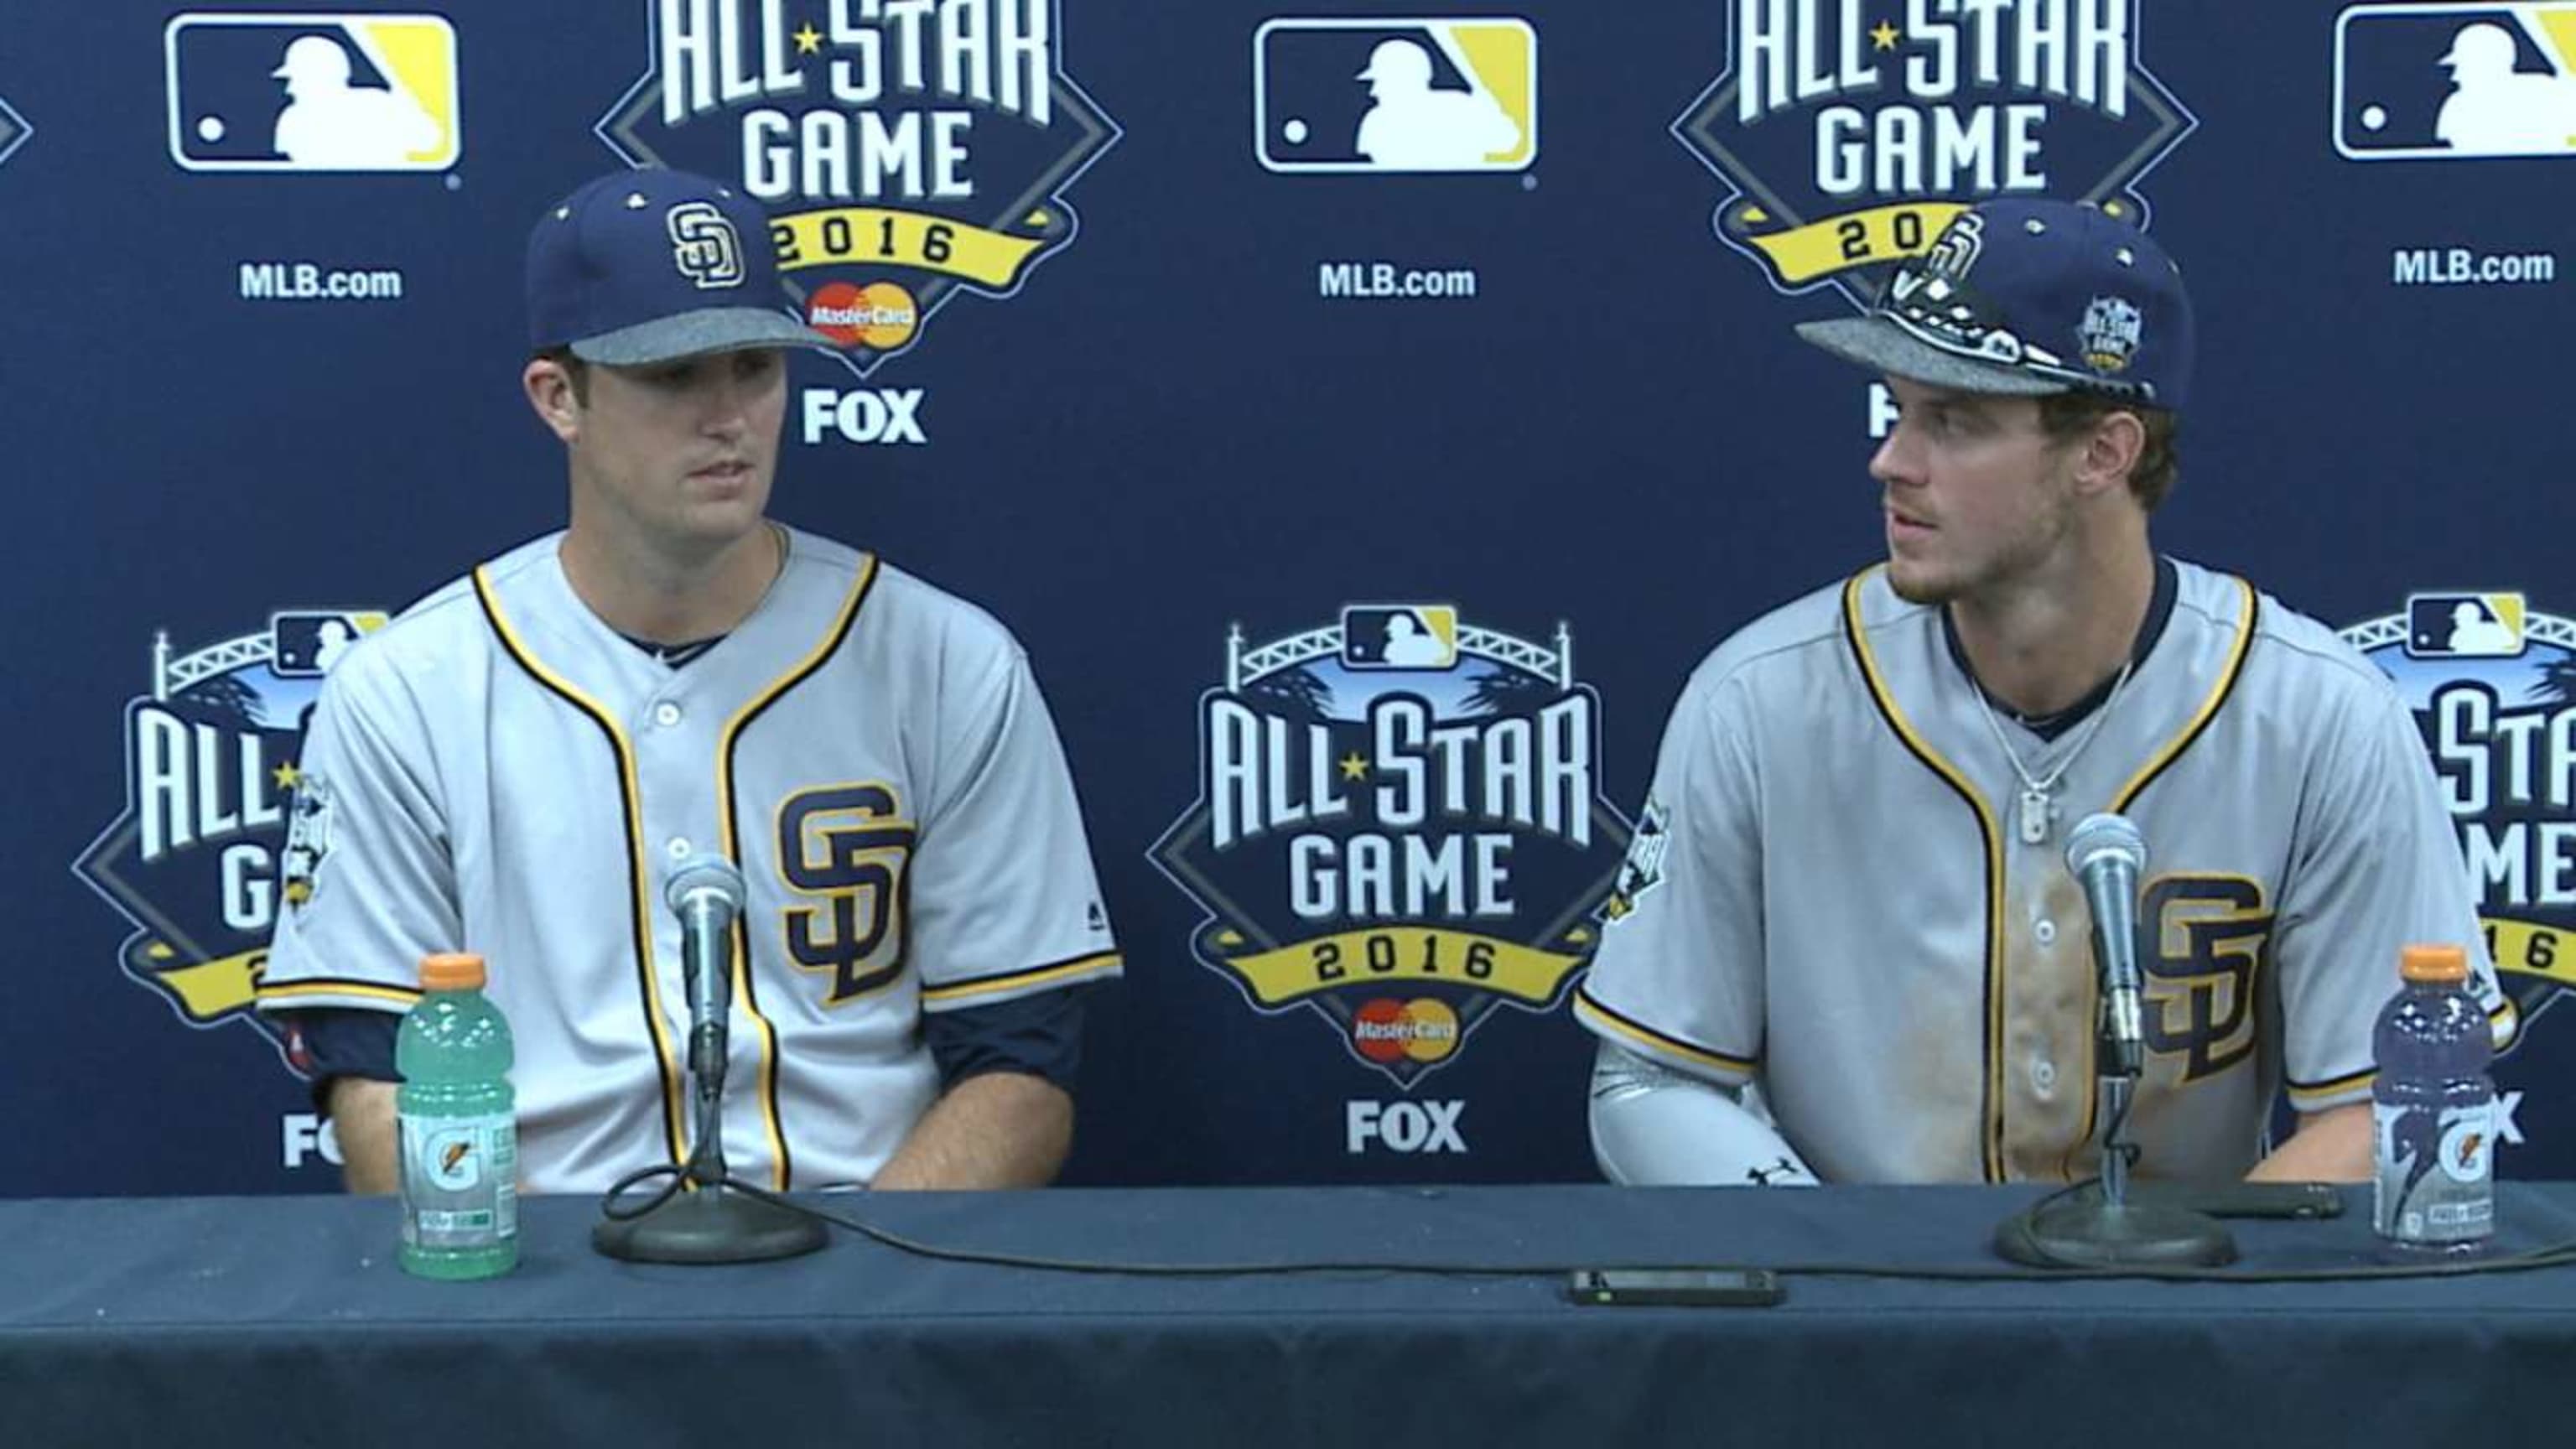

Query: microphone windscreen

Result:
[664,855,746,913]
[2064,812,2146,878]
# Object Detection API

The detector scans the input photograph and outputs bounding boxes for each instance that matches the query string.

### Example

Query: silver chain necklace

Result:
[1971,658,2137,845]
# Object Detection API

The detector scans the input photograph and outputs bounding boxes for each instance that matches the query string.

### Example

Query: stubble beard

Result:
[1883,485,2077,610]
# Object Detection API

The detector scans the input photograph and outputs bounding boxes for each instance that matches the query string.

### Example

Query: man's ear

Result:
[2073,408,2146,499]
[523,358,582,444]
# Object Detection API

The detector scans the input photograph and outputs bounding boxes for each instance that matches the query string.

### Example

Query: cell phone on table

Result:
[1565,1267,1785,1307]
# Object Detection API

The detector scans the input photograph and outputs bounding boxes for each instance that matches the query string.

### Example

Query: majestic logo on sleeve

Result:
[1151,607,1632,1085]
[2343,593,2576,1037]
[2336,3,2576,160]
[1253,17,1539,174]
[597,0,1119,376]
[73,611,387,1063]
[163,13,460,173]
[1673,0,2194,306]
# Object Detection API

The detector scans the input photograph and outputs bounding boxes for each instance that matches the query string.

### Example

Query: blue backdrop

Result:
[8,0,2573,1195]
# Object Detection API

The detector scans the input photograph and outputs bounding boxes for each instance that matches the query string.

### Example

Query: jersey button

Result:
[667,837,692,861]
[2033,918,2058,946]
[2030,1059,2058,1093]
[652,702,683,727]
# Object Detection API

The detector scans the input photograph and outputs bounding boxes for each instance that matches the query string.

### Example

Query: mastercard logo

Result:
[1351,998,1460,1064]
[806,281,919,351]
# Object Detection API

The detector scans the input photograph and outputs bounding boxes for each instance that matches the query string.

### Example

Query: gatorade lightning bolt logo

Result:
[1151,605,1632,1085]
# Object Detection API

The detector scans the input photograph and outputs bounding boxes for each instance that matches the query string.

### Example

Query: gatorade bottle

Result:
[2371,943,2496,1254]
[396,952,518,1279]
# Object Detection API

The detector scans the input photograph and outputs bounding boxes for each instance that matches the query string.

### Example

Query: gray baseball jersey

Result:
[257,526,1121,1193]
[1576,559,2516,1184]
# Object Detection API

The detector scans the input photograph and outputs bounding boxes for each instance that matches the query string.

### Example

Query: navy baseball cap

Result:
[527,168,834,366]
[1796,197,2194,413]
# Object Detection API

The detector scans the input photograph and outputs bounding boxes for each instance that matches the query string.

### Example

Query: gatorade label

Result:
[2374,1099,2496,1244]
[400,1114,519,1249]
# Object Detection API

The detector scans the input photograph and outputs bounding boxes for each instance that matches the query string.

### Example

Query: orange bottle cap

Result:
[419,953,486,991]
[2399,943,2469,984]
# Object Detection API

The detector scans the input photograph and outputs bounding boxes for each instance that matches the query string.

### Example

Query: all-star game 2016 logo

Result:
[1152,607,1632,1085]
[2343,593,2576,1041]
[596,0,1118,377]
[73,611,384,1063]
[1673,1,2196,306]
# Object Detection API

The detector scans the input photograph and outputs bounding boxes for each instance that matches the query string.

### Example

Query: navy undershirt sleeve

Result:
[283,984,1092,1111]
[925,985,1090,1092]
[278,1008,402,1115]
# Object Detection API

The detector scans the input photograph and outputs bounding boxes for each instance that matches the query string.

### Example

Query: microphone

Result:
[2064,813,2148,1078]
[1992,812,2232,1268]
[593,851,824,1264]
[665,857,746,1129]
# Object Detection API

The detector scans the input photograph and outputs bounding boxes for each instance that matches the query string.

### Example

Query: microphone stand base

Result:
[1994,1186,2237,1270]
[593,1186,828,1265]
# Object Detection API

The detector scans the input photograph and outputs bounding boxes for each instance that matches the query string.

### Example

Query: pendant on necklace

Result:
[2018,787,2052,845]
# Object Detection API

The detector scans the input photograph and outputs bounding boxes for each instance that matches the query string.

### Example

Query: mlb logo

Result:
[2406,592,2527,657]
[2334,3,2576,160]
[1342,605,1461,670]
[1253,18,1537,174]
[271,610,385,677]
[164,12,460,172]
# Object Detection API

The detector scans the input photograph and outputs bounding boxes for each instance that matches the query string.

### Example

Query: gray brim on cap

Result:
[1794,315,2067,397]
[569,307,838,366]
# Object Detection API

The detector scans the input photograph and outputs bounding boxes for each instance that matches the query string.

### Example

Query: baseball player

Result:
[257,169,1121,1195]
[1577,198,2514,1187]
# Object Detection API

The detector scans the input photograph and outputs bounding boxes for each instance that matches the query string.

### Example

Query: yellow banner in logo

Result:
[1227,927,1584,1006]
[156,948,266,1021]
[1742,201,1967,285]
[2488,916,2575,986]
[773,207,1048,288]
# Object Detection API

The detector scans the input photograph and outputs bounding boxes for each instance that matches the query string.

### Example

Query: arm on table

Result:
[2247,1100,2372,1183]
[1589,1042,1819,1187]
[870,1071,1074,1190]
[325,1077,401,1195]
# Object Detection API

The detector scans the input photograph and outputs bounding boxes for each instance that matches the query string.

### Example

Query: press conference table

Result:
[6,1184,2571,1447]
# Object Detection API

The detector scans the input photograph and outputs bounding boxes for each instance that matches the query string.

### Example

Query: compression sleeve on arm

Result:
[1589,1041,1820,1187]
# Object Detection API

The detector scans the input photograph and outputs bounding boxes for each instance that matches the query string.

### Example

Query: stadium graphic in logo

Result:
[164,12,460,173]
[2342,593,2576,1036]
[1253,17,1538,174]
[74,611,387,1064]
[2336,3,2576,159]
[1152,607,1630,1085]
[1673,0,2194,306]
[595,0,1119,376]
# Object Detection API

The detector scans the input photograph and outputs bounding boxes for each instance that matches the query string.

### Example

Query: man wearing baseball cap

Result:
[1576,198,2511,1188]
[259,169,1124,1197]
